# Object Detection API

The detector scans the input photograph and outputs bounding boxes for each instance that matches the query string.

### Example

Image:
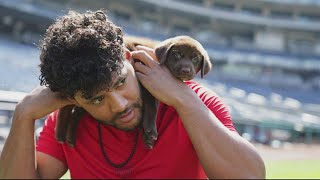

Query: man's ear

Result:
[125,49,131,60]
[124,49,134,64]
[67,97,81,107]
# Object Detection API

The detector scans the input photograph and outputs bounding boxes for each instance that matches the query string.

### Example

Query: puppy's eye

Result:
[174,52,182,59]
[192,56,200,63]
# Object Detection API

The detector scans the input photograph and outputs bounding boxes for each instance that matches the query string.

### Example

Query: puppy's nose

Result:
[181,67,191,74]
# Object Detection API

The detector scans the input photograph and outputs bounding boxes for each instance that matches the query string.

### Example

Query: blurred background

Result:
[0,0,319,178]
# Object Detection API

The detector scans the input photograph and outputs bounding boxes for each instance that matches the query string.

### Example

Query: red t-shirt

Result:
[36,81,236,179]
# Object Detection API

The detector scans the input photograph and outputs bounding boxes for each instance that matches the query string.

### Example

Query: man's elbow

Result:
[250,156,266,179]
[236,153,266,179]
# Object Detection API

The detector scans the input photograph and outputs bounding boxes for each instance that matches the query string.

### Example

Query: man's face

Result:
[74,60,143,131]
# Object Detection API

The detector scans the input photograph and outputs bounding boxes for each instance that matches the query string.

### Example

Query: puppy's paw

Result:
[56,137,66,144]
[142,133,155,149]
[66,134,76,148]
[142,128,158,149]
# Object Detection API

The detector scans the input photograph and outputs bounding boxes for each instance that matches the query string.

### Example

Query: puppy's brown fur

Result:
[123,35,159,50]
[55,35,212,148]
[56,105,85,146]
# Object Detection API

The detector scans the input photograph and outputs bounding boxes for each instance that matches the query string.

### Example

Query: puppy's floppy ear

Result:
[155,40,174,64]
[200,49,212,78]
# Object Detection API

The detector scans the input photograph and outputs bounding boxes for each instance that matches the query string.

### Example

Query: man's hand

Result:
[15,86,74,121]
[131,46,193,108]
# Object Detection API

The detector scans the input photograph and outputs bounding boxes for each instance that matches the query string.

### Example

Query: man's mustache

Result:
[111,100,142,122]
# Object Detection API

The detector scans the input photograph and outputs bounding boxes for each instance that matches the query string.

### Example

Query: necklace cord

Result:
[97,122,139,168]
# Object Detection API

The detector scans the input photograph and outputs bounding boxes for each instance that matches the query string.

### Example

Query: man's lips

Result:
[118,109,134,123]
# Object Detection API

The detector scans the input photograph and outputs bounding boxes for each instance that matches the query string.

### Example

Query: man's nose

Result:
[109,92,128,113]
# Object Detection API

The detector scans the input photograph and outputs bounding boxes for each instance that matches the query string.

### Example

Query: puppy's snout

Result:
[181,67,191,74]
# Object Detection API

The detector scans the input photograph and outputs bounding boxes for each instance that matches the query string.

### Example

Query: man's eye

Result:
[92,96,104,104]
[117,78,126,87]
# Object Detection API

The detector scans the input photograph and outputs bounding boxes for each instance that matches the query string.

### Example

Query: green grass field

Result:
[265,159,320,179]
[61,159,320,179]
[61,171,70,179]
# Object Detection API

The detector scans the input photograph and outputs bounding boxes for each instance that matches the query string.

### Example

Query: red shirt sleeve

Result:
[36,111,67,164]
[187,81,237,132]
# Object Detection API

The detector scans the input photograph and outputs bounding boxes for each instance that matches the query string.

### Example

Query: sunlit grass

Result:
[61,171,70,179]
[265,159,320,179]
[60,159,320,179]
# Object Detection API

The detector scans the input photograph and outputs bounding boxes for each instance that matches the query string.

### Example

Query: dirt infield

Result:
[254,143,320,161]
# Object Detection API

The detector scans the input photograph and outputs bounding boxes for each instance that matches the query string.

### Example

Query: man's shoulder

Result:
[45,109,93,126]
[184,80,211,90]
[184,80,219,98]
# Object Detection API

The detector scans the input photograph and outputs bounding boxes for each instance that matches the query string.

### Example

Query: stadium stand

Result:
[0,0,319,146]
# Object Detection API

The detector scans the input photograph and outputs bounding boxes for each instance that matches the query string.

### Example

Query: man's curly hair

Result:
[39,10,124,99]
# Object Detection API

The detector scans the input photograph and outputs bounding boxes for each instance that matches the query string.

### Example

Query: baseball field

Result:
[61,143,320,179]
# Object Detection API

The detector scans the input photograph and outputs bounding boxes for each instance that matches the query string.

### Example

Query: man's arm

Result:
[131,48,266,179]
[173,91,265,178]
[0,87,72,178]
[0,111,39,178]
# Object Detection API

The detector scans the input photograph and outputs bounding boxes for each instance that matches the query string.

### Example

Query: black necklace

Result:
[97,122,140,168]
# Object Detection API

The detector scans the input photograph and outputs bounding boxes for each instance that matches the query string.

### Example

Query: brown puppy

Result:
[135,35,212,148]
[55,35,212,148]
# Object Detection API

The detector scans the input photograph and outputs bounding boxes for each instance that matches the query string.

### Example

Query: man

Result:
[0,10,265,179]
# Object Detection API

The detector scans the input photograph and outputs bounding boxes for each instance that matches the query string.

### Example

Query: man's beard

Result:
[96,98,143,131]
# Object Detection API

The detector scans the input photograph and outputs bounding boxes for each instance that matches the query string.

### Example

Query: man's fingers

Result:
[135,45,158,62]
[135,71,148,85]
[133,61,149,75]
[131,50,159,67]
